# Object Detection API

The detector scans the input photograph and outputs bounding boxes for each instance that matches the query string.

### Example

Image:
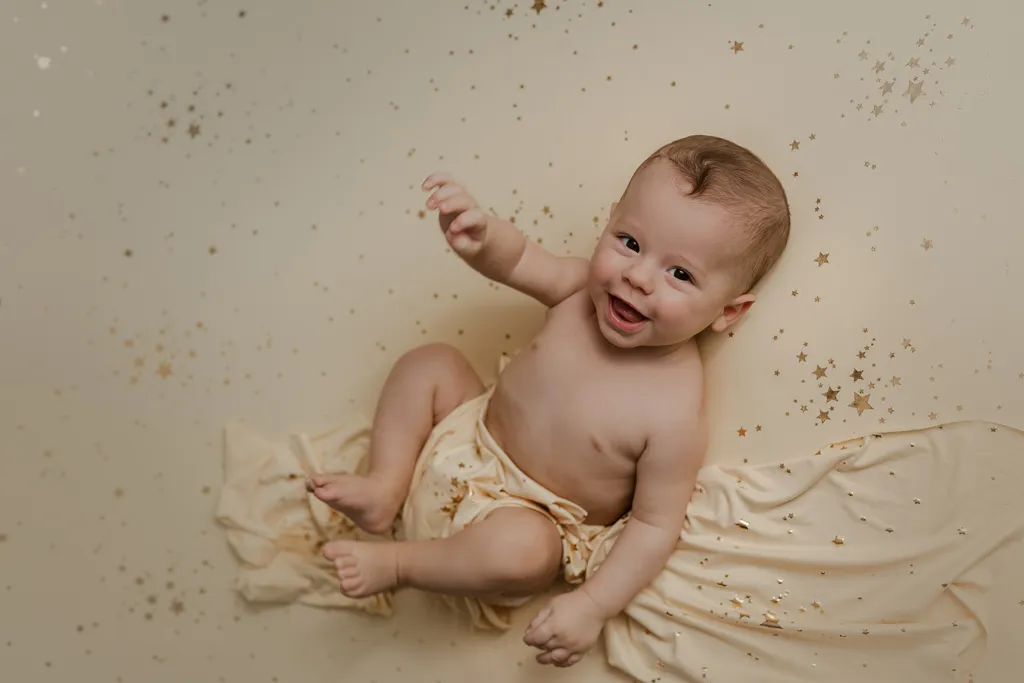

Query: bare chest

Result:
[483,300,690,522]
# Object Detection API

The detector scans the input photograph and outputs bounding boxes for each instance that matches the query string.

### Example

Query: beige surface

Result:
[1,1,1022,681]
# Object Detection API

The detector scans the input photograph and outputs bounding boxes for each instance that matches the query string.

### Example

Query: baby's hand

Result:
[523,590,607,668]
[422,172,488,259]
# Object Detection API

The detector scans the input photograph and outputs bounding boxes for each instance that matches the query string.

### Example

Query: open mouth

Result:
[609,295,648,325]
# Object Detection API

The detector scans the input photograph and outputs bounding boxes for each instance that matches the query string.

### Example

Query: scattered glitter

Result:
[735,519,750,530]
[832,536,845,545]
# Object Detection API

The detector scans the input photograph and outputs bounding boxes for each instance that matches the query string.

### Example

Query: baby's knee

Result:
[486,510,562,589]
[399,342,465,369]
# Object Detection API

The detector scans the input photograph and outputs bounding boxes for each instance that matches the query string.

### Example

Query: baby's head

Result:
[587,134,790,349]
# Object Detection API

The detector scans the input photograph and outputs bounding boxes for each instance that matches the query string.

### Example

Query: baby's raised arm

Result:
[423,171,588,308]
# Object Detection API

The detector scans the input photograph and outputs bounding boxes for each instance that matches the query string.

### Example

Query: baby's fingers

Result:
[536,648,572,666]
[422,171,455,191]
[431,189,475,215]
[448,208,487,234]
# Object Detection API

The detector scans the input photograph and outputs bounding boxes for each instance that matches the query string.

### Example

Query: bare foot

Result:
[305,473,402,535]
[323,540,400,598]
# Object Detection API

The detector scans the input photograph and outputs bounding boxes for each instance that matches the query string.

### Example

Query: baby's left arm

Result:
[578,414,707,618]
[523,413,706,666]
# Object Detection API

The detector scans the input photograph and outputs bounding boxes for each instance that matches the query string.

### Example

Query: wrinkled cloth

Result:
[216,392,1023,682]
[593,420,1024,683]
[216,418,393,617]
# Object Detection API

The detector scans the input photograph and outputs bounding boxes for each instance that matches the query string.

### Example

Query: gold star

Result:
[921,238,933,250]
[928,412,938,420]
[506,7,514,17]
[170,599,185,615]
[872,60,886,73]
[797,352,808,362]
[945,57,956,67]
[858,50,869,60]
[731,41,744,54]
[790,140,800,150]
[737,427,747,437]
[817,410,831,423]
[824,386,840,402]
[880,80,894,95]
[813,365,828,379]
[188,123,201,138]
[531,0,546,14]
[902,338,913,349]
[815,252,830,266]
[871,104,883,117]
[850,369,864,381]
[890,376,901,386]
[903,79,926,103]
[157,362,173,379]
[906,57,920,69]
[850,392,873,416]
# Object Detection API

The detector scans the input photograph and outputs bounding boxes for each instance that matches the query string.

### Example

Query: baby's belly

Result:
[484,410,634,526]
[514,450,635,527]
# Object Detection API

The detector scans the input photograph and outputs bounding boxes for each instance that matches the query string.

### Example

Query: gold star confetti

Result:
[921,238,933,250]
[850,392,873,416]
[797,352,808,362]
[531,0,546,14]
[832,536,845,545]
[813,365,828,379]
[824,386,840,402]
[737,427,747,437]
[156,362,173,379]
[903,79,926,103]
[815,252,830,266]
[850,369,864,381]
[790,140,800,151]
[188,123,201,138]
[731,41,744,53]
[818,410,831,423]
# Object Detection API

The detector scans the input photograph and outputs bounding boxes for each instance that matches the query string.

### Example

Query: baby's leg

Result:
[307,343,484,535]
[322,507,562,599]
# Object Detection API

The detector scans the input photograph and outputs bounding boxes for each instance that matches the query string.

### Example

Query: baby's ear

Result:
[710,294,756,333]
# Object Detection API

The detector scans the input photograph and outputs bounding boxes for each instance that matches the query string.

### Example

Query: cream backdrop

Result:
[2,1,1022,682]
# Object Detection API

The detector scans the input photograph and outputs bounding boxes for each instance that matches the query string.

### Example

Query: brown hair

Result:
[624,135,791,293]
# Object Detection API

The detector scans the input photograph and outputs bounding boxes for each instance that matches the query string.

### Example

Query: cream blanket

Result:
[216,415,1023,682]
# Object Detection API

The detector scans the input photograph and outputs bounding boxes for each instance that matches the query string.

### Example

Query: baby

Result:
[307,134,790,667]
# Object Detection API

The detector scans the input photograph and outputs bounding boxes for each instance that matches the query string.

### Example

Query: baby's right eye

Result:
[617,234,640,252]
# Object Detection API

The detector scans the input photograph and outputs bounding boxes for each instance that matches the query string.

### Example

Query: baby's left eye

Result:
[670,267,692,282]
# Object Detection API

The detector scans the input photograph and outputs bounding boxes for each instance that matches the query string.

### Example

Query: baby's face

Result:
[586,158,754,349]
